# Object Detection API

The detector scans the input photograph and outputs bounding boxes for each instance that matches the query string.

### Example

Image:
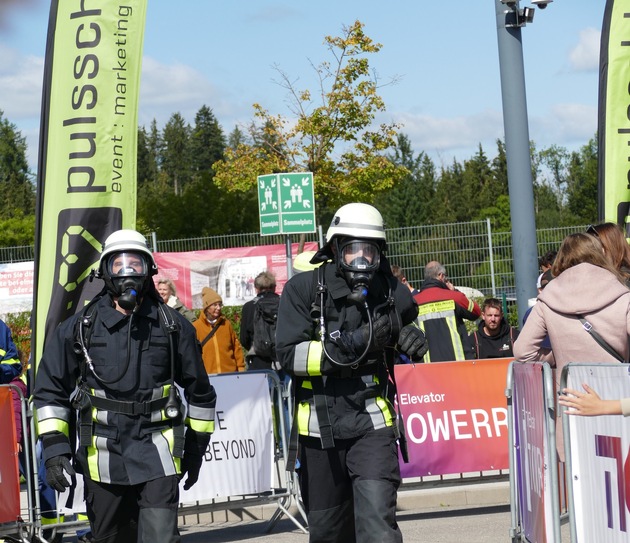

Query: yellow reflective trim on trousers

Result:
[306,341,323,376]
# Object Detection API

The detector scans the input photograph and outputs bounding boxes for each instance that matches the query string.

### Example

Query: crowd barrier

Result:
[506,361,630,543]
[3,361,522,541]
[560,363,630,543]
[506,361,562,543]
[0,383,38,543]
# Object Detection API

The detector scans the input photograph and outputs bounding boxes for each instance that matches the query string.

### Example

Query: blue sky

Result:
[0,0,602,172]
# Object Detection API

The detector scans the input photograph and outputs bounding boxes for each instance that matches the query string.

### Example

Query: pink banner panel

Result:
[395,358,511,478]
[153,242,319,309]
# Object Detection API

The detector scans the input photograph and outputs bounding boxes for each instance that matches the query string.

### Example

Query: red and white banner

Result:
[565,363,630,542]
[395,358,511,478]
[0,261,34,316]
[153,242,318,309]
[0,386,20,523]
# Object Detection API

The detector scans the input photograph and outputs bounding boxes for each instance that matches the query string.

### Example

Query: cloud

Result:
[390,109,505,163]
[138,57,253,131]
[569,28,600,72]
[0,44,43,120]
[530,102,597,146]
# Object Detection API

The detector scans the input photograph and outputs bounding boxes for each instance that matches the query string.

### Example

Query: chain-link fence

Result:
[1,221,586,298]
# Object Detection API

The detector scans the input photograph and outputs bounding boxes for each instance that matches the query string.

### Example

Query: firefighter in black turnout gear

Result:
[34,230,216,543]
[277,203,427,543]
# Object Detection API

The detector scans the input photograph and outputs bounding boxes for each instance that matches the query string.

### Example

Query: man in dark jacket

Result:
[276,203,427,543]
[413,261,481,362]
[240,271,279,370]
[34,229,216,543]
[470,297,519,359]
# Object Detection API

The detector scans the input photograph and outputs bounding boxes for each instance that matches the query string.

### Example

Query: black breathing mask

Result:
[103,252,149,310]
[113,275,146,310]
[337,239,381,305]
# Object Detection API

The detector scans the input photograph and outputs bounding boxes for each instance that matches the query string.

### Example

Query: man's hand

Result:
[180,453,203,490]
[45,455,76,493]
[397,326,429,361]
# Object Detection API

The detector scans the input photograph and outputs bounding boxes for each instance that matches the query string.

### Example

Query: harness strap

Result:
[311,377,335,449]
[88,394,169,416]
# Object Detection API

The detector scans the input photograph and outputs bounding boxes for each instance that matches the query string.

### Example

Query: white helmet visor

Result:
[107,252,148,277]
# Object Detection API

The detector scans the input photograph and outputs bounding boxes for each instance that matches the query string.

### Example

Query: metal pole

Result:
[285,235,293,280]
[486,218,497,297]
[494,0,539,325]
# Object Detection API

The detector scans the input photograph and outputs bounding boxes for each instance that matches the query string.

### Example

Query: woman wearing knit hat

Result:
[193,287,245,374]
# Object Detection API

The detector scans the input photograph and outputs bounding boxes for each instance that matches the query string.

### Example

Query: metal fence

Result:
[1,221,586,299]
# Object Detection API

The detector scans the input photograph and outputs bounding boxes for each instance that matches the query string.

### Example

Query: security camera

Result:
[531,0,553,8]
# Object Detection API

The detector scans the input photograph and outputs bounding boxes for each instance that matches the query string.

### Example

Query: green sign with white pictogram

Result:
[257,172,316,235]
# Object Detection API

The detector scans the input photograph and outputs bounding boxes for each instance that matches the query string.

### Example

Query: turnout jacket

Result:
[413,279,481,362]
[276,261,418,441]
[34,293,216,485]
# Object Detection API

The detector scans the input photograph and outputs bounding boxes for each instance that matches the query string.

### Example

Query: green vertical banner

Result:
[33,1,147,369]
[598,0,630,228]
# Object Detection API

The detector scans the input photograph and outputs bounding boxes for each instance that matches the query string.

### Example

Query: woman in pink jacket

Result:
[513,232,630,460]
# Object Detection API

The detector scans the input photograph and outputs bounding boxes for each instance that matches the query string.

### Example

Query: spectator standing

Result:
[277,203,427,543]
[391,264,419,296]
[413,261,481,362]
[514,232,630,460]
[0,318,22,384]
[240,272,280,371]
[587,222,630,287]
[157,277,197,322]
[469,298,519,359]
[33,229,216,542]
[194,287,245,374]
[538,250,557,274]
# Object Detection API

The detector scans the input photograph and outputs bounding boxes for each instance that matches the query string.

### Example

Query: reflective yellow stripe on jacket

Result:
[293,340,323,376]
[416,299,465,362]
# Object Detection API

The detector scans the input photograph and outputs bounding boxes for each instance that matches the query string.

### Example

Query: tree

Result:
[0,109,35,217]
[375,133,436,227]
[161,113,192,195]
[566,136,598,224]
[213,20,408,224]
[190,105,225,173]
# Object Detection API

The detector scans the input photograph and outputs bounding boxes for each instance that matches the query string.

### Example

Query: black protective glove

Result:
[345,314,392,355]
[180,453,204,490]
[397,325,429,361]
[180,429,210,490]
[45,455,76,493]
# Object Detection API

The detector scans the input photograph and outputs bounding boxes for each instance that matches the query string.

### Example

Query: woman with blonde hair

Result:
[513,232,630,460]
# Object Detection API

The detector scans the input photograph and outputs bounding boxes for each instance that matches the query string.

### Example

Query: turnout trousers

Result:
[84,475,180,543]
[298,426,403,543]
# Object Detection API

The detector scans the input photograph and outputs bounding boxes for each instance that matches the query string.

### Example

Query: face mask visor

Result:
[106,252,148,278]
[338,240,381,273]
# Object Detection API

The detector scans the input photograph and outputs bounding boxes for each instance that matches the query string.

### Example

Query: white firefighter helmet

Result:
[98,229,157,278]
[325,203,386,243]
